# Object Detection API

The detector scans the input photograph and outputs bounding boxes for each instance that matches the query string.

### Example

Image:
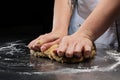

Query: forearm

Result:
[76,0,120,41]
[52,0,73,34]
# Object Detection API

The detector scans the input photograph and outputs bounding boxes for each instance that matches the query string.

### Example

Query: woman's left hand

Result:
[56,33,94,58]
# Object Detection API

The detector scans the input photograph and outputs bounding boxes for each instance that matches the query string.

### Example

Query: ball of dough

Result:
[30,44,96,63]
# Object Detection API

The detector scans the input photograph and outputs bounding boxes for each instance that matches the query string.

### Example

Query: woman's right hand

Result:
[28,31,67,52]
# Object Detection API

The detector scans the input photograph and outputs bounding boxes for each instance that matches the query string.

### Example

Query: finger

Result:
[29,34,58,51]
[27,39,36,48]
[83,45,92,58]
[57,38,68,57]
[29,40,44,51]
[37,34,58,45]
[40,39,60,52]
[73,43,83,58]
[28,39,40,51]
[65,43,76,58]
[53,48,57,54]
[32,37,52,51]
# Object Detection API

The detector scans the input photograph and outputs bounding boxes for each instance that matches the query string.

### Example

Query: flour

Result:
[27,50,120,74]
[0,41,120,74]
[0,40,27,55]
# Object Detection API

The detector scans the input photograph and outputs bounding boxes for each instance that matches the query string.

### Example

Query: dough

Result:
[30,44,96,63]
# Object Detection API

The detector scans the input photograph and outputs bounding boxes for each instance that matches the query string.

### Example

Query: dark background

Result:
[0,1,54,37]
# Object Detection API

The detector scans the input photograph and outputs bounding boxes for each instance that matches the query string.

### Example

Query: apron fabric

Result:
[68,0,120,48]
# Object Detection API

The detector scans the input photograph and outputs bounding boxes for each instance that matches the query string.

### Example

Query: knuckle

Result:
[61,36,70,43]
[62,37,67,41]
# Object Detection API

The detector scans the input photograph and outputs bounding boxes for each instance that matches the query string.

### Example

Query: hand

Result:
[56,33,94,58]
[28,31,67,52]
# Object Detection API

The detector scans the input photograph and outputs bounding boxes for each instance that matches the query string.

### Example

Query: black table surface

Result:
[0,35,120,80]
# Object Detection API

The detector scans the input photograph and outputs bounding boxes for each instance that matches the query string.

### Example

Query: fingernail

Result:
[41,46,46,52]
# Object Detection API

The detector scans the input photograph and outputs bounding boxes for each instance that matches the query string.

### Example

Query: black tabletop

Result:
[0,35,120,80]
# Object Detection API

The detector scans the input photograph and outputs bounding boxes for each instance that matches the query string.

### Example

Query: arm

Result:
[57,0,120,58]
[28,0,74,51]
[52,0,73,34]
[76,0,120,41]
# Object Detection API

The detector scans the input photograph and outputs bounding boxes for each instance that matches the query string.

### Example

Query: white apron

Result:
[69,0,119,48]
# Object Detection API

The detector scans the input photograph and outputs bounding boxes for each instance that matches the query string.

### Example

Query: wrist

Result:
[52,25,68,35]
[74,29,96,42]
[51,28,68,37]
